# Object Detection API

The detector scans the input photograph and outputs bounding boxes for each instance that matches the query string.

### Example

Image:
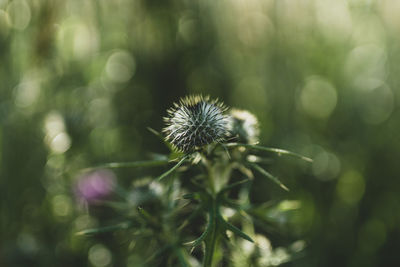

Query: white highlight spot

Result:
[6,0,31,30]
[105,51,136,83]
[300,76,337,119]
[89,244,112,267]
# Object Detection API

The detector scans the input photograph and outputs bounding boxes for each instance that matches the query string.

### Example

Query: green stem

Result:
[207,173,216,196]
[204,197,218,267]
[204,157,216,196]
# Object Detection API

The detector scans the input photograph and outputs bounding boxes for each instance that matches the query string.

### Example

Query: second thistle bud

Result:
[163,95,231,153]
[228,109,260,144]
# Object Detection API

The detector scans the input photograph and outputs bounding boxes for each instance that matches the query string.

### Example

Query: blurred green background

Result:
[1,0,400,266]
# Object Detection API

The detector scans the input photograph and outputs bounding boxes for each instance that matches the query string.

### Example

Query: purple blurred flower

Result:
[75,169,116,204]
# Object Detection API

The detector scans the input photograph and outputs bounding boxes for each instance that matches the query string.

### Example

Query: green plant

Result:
[76,95,312,266]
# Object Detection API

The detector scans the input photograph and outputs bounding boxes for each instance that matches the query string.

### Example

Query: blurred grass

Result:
[1,0,400,266]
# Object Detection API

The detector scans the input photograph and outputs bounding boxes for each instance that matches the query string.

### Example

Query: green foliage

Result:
[1,1,400,267]
[75,125,311,266]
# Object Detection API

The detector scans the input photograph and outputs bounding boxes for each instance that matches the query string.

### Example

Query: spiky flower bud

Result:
[163,95,231,152]
[229,109,260,144]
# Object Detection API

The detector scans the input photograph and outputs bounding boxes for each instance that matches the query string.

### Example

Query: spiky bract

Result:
[163,95,231,153]
[229,109,260,144]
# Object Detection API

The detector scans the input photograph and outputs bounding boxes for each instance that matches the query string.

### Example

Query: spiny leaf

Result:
[182,193,199,200]
[76,222,132,236]
[144,245,171,264]
[228,143,313,162]
[218,179,250,195]
[249,163,289,191]
[147,127,177,153]
[183,213,212,248]
[190,177,208,191]
[220,197,249,211]
[147,127,163,139]
[219,217,254,243]
[246,200,280,214]
[168,201,192,218]
[236,164,254,179]
[157,155,189,181]
[184,228,208,249]
[178,206,202,231]
[137,207,159,227]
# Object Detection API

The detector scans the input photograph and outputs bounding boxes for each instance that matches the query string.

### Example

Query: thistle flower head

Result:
[163,95,231,152]
[229,109,260,144]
